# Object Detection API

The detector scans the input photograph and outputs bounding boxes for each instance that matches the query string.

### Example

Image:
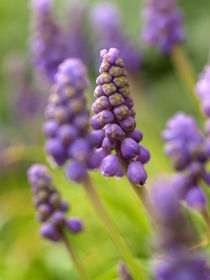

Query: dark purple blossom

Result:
[28,164,83,241]
[90,3,142,72]
[44,58,100,182]
[91,48,150,185]
[162,112,209,210]
[142,0,185,54]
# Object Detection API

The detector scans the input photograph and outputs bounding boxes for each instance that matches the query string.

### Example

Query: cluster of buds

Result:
[90,2,142,72]
[91,48,150,186]
[148,179,210,280]
[28,164,83,241]
[44,58,101,183]
[162,112,209,211]
[142,0,185,54]
[30,0,69,82]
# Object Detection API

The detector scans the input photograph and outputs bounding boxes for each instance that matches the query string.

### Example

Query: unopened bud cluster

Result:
[91,48,150,186]
[28,164,83,242]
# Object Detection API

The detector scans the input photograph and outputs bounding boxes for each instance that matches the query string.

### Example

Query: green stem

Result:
[82,174,146,280]
[118,154,153,222]
[171,44,201,115]
[60,230,89,280]
[201,207,210,235]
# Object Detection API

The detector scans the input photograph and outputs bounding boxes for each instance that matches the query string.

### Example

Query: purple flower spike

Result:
[66,218,84,233]
[44,58,100,183]
[90,2,142,72]
[92,48,150,185]
[30,0,69,82]
[28,164,83,242]
[150,178,210,280]
[142,0,185,54]
[163,112,209,212]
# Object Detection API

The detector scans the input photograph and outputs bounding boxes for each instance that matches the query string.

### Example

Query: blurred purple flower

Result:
[28,164,83,241]
[30,0,70,82]
[65,0,89,63]
[149,178,210,280]
[196,64,210,120]
[90,2,142,72]
[142,0,185,54]
[163,112,208,211]
[91,48,150,185]
[44,58,100,182]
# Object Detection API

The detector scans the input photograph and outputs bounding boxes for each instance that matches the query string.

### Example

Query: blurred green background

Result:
[1,0,210,279]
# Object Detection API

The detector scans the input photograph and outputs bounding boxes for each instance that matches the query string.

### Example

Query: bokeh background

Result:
[1,0,210,279]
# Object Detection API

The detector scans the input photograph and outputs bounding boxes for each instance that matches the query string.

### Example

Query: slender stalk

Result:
[60,230,89,280]
[118,154,152,220]
[201,207,210,235]
[171,44,201,114]
[82,174,146,280]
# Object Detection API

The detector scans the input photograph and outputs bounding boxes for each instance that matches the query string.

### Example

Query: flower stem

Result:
[118,155,152,221]
[201,207,210,235]
[60,229,89,280]
[171,44,201,114]
[82,174,146,280]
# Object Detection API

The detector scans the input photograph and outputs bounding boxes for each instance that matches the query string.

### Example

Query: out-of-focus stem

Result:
[82,174,146,280]
[201,207,210,235]
[60,230,89,280]
[171,44,201,114]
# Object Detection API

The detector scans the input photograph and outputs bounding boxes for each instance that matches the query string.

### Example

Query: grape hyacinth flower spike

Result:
[142,0,185,54]
[142,0,199,113]
[90,2,142,73]
[162,112,210,227]
[91,48,150,202]
[44,57,146,279]
[30,0,69,82]
[44,58,100,182]
[148,179,210,280]
[27,164,88,280]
